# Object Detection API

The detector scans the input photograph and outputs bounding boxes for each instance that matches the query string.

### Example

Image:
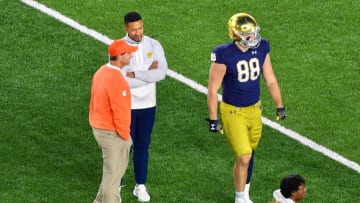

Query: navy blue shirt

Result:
[211,39,270,107]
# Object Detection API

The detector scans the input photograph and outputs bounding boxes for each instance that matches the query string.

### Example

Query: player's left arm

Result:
[262,54,286,120]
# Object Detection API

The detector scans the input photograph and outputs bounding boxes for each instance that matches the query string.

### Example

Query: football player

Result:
[207,13,286,203]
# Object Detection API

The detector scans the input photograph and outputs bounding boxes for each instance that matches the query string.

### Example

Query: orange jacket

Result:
[89,64,131,140]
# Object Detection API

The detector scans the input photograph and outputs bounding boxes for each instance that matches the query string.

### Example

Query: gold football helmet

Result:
[228,13,261,48]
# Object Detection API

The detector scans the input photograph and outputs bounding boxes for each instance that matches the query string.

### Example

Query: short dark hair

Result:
[124,12,142,24]
[280,174,305,198]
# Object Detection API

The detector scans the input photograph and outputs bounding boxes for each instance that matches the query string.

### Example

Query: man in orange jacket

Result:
[90,39,138,203]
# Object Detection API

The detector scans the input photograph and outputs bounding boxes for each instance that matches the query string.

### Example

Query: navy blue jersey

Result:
[211,39,270,107]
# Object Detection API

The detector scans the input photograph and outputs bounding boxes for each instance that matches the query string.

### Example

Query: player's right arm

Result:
[207,62,226,120]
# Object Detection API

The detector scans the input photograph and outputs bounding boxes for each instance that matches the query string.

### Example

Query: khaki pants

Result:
[93,128,132,203]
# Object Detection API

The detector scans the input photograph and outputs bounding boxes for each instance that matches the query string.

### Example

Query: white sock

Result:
[245,183,251,196]
[235,191,245,199]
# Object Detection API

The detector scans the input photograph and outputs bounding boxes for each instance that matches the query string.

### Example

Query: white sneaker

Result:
[235,197,246,203]
[235,197,253,203]
[133,184,150,202]
[245,197,253,203]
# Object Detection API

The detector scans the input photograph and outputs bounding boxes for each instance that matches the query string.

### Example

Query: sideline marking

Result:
[21,0,360,174]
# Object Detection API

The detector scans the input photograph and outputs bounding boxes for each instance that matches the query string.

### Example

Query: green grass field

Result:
[1,0,359,202]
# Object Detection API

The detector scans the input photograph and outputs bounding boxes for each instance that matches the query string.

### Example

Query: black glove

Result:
[205,118,224,134]
[276,107,286,121]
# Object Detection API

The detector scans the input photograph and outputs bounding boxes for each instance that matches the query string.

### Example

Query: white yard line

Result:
[21,0,360,174]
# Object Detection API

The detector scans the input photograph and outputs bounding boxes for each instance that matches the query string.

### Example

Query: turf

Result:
[1,0,359,202]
